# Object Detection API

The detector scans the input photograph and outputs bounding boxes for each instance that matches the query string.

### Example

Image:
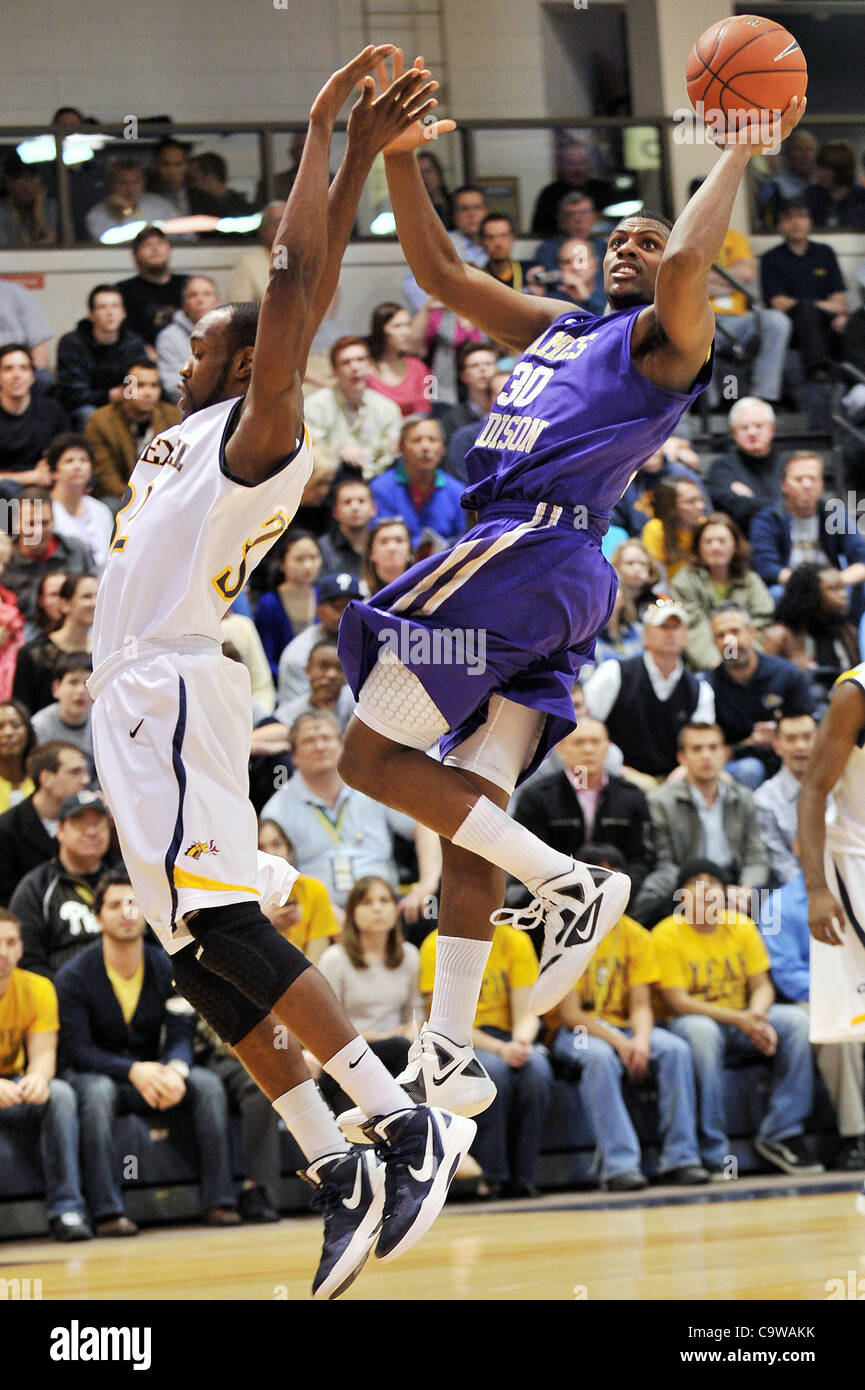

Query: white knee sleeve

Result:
[355,648,450,751]
[443,694,545,795]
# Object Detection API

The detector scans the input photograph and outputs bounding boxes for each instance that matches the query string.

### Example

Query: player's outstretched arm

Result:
[226,45,392,483]
[641,95,806,393]
[798,678,865,945]
[302,53,441,363]
[382,59,563,355]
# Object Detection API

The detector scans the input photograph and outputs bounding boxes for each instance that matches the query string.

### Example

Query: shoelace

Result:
[490,899,545,932]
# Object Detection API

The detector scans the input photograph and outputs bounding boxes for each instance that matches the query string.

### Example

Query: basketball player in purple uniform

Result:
[336,54,806,1134]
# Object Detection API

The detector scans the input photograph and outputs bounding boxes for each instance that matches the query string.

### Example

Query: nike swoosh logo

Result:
[560,896,603,949]
[408,1118,436,1183]
[129,719,144,739]
[348,1050,368,1070]
[431,1059,464,1086]
[342,1162,364,1211]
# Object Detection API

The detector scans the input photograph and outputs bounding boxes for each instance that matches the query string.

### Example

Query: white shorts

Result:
[90,642,296,955]
[810,846,865,1044]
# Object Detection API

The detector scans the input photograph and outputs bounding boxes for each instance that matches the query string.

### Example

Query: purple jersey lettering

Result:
[463,305,710,518]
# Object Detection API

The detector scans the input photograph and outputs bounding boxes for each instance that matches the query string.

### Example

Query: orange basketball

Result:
[686,14,807,133]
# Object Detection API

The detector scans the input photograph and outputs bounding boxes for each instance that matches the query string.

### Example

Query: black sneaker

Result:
[604,1170,648,1192]
[238,1183,281,1223]
[300,1148,385,1300]
[49,1211,93,1242]
[754,1135,825,1176]
[663,1164,711,1186]
[363,1106,476,1264]
[835,1138,865,1172]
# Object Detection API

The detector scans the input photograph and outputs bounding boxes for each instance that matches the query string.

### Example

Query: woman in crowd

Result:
[0,698,35,813]
[48,434,115,574]
[671,512,775,670]
[610,539,662,622]
[312,875,422,1114]
[0,534,24,700]
[411,295,486,406]
[641,477,707,582]
[12,573,96,716]
[417,150,452,227]
[593,586,645,664]
[762,563,860,710]
[253,529,323,681]
[257,819,341,961]
[23,570,67,644]
[363,517,413,597]
[366,301,430,418]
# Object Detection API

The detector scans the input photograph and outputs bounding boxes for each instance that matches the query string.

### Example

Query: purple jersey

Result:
[462,305,710,519]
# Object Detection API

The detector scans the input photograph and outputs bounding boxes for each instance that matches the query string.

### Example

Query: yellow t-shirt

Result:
[277,875,340,954]
[0,775,35,816]
[574,914,659,1029]
[0,968,58,1076]
[710,228,752,316]
[640,517,694,579]
[652,911,770,1013]
[419,925,538,1031]
[105,958,145,1024]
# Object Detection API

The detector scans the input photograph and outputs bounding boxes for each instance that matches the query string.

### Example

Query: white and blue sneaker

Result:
[337,1026,496,1143]
[493,860,630,1015]
[364,1105,476,1264]
[857,1183,865,1219]
[300,1148,385,1300]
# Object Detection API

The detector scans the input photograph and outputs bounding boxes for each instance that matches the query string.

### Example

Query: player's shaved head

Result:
[179,304,260,417]
[612,211,673,239]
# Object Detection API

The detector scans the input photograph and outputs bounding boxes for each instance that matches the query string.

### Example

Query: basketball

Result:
[686,14,807,135]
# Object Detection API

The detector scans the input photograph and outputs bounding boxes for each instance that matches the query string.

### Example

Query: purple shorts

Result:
[337,501,617,785]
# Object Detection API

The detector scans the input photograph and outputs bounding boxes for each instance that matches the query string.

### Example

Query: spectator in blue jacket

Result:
[56,868,238,1235]
[749,451,865,618]
[759,873,865,1169]
[370,415,466,549]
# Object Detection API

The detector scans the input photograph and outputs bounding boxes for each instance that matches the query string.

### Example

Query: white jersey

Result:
[825,662,865,856]
[92,396,313,664]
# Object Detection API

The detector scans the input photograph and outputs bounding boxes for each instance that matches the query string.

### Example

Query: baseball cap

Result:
[643,597,687,627]
[58,791,110,822]
[316,573,362,603]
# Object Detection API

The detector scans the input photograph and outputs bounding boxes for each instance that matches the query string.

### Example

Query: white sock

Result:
[428,935,493,1046]
[323,1037,411,1120]
[452,795,575,893]
[272,1080,349,1165]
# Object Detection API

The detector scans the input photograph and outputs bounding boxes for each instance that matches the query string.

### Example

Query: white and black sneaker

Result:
[492,860,630,1015]
[856,1183,865,1218]
[753,1136,825,1176]
[364,1105,476,1264]
[337,1026,496,1143]
[300,1148,386,1300]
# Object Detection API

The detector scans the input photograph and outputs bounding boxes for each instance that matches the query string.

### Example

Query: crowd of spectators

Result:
[4,126,865,1239]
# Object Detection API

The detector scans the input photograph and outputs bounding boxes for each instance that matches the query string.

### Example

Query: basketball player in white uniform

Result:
[86,47,475,1300]
[798,662,865,1213]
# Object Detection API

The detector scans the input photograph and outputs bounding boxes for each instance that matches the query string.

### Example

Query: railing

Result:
[0,114,863,250]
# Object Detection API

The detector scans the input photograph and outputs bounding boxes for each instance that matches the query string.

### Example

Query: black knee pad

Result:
[172,943,269,1047]
[186,900,311,1011]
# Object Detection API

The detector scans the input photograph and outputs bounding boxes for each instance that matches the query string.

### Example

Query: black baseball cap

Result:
[58,791,110,822]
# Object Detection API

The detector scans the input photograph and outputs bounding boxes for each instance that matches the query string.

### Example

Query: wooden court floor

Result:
[2,1188,865,1301]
